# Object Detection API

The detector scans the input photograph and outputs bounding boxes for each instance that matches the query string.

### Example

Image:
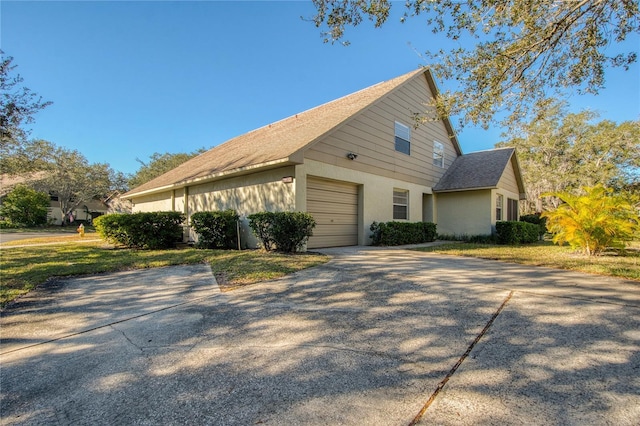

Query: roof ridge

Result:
[228,68,426,138]
[125,68,432,197]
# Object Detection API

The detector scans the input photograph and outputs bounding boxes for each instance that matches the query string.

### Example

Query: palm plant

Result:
[542,186,639,256]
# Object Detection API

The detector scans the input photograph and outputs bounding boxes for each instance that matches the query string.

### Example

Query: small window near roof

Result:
[393,189,409,220]
[433,141,444,167]
[395,121,411,155]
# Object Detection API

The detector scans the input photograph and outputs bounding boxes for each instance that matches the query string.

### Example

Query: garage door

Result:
[307,177,359,249]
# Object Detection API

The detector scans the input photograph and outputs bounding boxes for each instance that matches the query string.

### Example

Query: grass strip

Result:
[0,240,328,307]
[415,241,640,281]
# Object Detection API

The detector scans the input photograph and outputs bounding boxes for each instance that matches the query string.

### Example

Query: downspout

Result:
[183,186,190,243]
[183,186,189,222]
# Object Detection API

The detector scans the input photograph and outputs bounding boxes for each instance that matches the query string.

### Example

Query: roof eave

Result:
[423,69,463,156]
[509,149,527,198]
[125,157,300,199]
[433,185,497,193]
[294,68,432,160]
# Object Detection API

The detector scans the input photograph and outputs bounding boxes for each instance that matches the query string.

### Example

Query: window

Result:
[496,194,504,221]
[393,189,408,220]
[433,141,444,167]
[507,198,519,221]
[394,121,411,155]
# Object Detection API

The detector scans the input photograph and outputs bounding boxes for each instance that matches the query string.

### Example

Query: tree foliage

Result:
[542,185,639,256]
[309,0,639,128]
[1,51,52,174]
[0,184,50,227]
[496,102,639,213]
[29,141,114,225]
[128,150,205,189]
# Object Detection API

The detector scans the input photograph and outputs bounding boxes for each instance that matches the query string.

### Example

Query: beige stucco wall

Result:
[188,167,295,216]
[435,190,492,236]
[187,166,296,247]
[131,191,174,213]
[296,159,433,245]
[130,167,295,248]
[436,184,523,238]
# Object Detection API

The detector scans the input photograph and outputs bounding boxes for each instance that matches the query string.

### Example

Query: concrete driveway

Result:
[1,246,639,425]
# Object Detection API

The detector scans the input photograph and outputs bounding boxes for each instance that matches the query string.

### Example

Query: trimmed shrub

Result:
[370,221,437,246]
[248,211,316,253]
[247,212,276,251]
[520,213,547,239]
[495,221,539,245]
[190,210,239,249]
[94,211,185,249]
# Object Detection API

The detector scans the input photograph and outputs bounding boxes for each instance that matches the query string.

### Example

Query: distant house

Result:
[46,195,109,225]
[124,68,525,248]
[0,173,113,225]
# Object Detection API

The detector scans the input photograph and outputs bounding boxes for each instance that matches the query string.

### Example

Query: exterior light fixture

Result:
[346,152,358,160]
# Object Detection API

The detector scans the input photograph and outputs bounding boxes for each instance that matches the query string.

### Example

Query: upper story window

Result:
[394,121,411,155]
[393,189,409,220]
[433,141,444,167]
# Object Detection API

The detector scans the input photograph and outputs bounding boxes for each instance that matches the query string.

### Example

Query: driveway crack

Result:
[110,325,143,352]
[409,290,514,425]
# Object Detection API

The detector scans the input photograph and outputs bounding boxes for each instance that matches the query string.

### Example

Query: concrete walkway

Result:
[1,246,638,425]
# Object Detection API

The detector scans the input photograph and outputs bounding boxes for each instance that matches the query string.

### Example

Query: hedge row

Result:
[248,211,316,253]
[190,210,239,249]
[495,221,539,244]
[370,221,437,246]
[94,212,185,249]
[520,213,547,239]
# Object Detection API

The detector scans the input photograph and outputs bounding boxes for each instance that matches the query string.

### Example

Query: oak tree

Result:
[128,150,206,189]
[309,0,639,128]
[496,102,640,213]
[1,51,52,174]
[30,141,114,225]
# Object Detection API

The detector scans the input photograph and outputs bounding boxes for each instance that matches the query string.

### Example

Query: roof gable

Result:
[433,147,525,196]
[126,68,461,197]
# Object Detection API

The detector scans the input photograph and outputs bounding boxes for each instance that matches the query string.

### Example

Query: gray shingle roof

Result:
[433,147,516,192]
[126,68,461,197]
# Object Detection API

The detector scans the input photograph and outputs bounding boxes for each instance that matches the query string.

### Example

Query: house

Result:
[1,173,114,225]
[124,68,525,248]
[433,147,525,236]
[46,195,109,225]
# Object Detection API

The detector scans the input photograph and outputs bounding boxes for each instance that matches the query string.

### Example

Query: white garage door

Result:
[307,177,359,249]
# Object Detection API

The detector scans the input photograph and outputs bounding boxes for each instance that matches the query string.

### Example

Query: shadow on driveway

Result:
[1,247,639,425]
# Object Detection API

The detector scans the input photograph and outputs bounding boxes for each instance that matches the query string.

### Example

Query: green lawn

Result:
[415,241,640,281]
[3,235,638,308]
[0,239,328,307]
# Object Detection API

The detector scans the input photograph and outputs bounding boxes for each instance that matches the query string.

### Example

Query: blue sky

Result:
[2,1,639,175]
